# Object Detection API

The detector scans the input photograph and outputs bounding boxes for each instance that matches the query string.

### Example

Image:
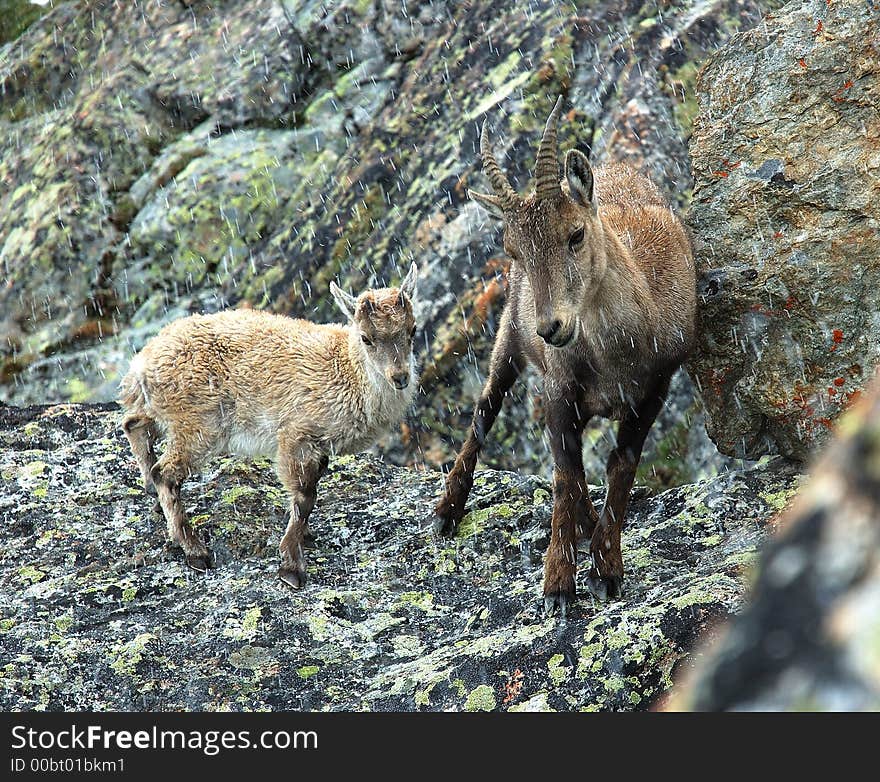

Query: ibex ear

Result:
[329,281,358,321]
[467,189,505,220]
[400,261,418,302]
[565,149,596,214]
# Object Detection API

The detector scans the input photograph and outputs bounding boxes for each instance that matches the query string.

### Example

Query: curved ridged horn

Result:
[534,96,564,200]
[479,120,518,208]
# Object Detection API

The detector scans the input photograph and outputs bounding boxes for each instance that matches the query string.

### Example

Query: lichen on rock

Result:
[689,0,880,460]
[0,403,797,711]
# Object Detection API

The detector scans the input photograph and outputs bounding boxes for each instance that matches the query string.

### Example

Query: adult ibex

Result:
[432,98,697,614]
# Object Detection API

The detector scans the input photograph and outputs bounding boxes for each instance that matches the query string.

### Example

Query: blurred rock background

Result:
[1,0,793,490]
[671,373,880,711]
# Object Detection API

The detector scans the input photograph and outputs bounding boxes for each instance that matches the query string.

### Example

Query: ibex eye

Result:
[361,335,374,346]
[569,227,585,250]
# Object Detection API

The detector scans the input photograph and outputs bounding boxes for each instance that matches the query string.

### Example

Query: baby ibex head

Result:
[330,263,418,390]
[469,97,604,348]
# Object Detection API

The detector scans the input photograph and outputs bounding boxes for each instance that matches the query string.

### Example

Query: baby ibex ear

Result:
[400,261,418,302]
[565,149,597,214]
[329,281,358,321]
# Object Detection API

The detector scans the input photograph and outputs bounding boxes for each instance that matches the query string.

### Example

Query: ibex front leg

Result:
[544,387,598,616]
[277,436,328,589]
[587,372,671,601]
[432,312,524,536]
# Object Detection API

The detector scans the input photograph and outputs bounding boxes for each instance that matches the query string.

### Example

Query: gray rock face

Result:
[0,404,797,711]
[0,0,45,45]
[689,0,880,460]
[673,375,880,711]
[0,0,783,489]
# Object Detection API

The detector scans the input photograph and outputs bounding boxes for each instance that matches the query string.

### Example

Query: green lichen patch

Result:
[17,566,45,585]
[548,654,571,685]
[223,606,263,642]
[109,633,157,677]
[464,684,497,712]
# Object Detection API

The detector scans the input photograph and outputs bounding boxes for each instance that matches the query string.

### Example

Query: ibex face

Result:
[469,98,605,348]
[330,264,418,390]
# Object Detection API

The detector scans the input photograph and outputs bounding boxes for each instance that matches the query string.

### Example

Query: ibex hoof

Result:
[543,591,571,619]
[278,567,307,589]
[429,512,458,537]
[186,553,212,573]
[585,574,622,602]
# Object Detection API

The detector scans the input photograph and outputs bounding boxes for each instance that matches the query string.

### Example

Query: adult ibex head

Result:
[469,97,604,348]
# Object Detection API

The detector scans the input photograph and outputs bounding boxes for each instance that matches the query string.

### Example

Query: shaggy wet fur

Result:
[121,268,418,587]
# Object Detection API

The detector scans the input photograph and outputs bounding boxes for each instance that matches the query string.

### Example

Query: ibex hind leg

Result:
[431,316,525,536]
[151,437,213,573]
[122,414,160,498]
[587,371,672,601]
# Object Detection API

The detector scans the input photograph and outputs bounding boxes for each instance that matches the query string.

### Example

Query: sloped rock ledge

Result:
[0,404,798,711]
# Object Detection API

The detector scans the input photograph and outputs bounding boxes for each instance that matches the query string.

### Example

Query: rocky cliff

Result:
[0,403,797,711]
[689,0,880,460]
[0,0,784,487]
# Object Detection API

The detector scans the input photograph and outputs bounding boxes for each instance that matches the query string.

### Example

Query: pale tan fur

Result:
[120,268,418,586]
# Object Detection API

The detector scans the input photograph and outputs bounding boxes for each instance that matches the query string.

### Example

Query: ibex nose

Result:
[390,372,410,390]
[536,319,563,344]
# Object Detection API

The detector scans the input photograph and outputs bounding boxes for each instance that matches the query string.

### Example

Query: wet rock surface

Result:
[0,404,798,711]
[673,373,880,711]
[0,1,46,45]
[0,0,783,487]
[689,0,880,460]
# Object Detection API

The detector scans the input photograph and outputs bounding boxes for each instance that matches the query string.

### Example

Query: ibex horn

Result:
[534,96,564,200]
[479,120,519,209]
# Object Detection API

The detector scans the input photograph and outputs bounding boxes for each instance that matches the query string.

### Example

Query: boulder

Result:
[689,0,880,460]
[0,403,798,711]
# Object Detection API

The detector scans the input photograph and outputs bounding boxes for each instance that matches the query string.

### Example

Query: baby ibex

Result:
[120,265,419,588]
[432,98,696,613]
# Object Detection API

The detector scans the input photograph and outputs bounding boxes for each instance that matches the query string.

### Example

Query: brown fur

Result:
[120,267,418,586]
[436,102,696,613]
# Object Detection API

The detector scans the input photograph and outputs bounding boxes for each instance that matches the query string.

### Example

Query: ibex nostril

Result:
[537,319,562,343]
[391,373,409,390]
